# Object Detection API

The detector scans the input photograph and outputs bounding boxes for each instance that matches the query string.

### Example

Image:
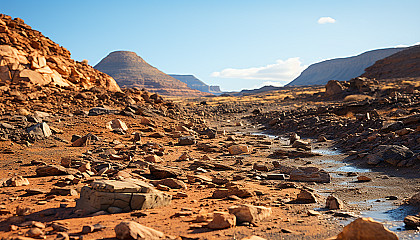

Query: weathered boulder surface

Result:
[228,204,272,223]
[326,195,344,210]
[207,212,236,229]
[289,167,331,183]
[27,122,52,138]
[325,80,345,96]
[114,221,165,240]
[408,192,420,206]
[228,145,249,155]
[36,165,68,177]
[367,145,414,166]
[332,217,398,240]
[404,214,420,230]
[76,179,171,214]
[294,189,317,204]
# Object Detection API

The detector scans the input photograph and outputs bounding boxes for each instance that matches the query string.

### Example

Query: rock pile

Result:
[0,14,120,92]
[249,78,420,167]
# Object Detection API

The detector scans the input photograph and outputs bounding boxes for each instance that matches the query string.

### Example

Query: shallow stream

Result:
[254,132,420,239]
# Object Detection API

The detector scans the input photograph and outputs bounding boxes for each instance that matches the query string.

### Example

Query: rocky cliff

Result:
[0,14,120,92]
[287,47,405,86]
[94,51,207,96]
[361,45,420,79]
[169,74,221,94]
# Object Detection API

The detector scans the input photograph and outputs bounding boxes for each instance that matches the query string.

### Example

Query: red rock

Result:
[207,212,236,229]
[333,217,398,240]
[114,221,165,240]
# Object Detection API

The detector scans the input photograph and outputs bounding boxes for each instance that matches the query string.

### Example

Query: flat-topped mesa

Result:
[0,13,121,92]
[94,51,208,97]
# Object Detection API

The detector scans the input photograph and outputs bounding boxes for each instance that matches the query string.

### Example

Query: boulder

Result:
[228,204,272,223]
[149,165,180,179]
[326,195,343,210]
[325,80,344,96]
[107,119,128,132]
[201,128,217,139]
[115,221,165,240]
[178,136,196,146]
[408,192,420,206]
[144,155,163,163]
[289,133,300,144]
[357,176,372,182]
[212,185,253,199]
[228,145,249,155]
[76,179,172,214]
[36,165,68,177]
[207,212,236,229]
[404,214,420,230]
[290,167,331,183]
[367,145,414,166]
[6,176,29,187]
[27,122,52,138]
[71,133,95,147]
[294,189,317,204]
[333,217,398,240]
[252,163,269,172]
[291,139,311,151]
[151,178,187,190]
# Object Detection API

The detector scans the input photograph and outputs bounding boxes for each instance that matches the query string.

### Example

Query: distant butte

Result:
[95,51,208,96]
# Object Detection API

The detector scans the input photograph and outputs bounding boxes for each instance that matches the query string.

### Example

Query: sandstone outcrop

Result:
[0,14,120,92]
[76,179,172,214]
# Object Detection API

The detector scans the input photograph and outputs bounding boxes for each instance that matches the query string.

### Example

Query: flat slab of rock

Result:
[228,145,249,155]
[76,179,171,214]
[149,165,180,179]
[290,167,331,183]
[36,165,68,177]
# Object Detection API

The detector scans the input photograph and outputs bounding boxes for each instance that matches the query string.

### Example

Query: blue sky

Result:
[2,0,419,91]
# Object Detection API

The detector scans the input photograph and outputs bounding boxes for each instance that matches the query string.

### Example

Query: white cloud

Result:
[317,17,336,24]
[211,57,307,84]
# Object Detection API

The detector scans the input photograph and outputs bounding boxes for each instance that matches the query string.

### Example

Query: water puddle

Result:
[327,164,371,173]
[312,148,341,155]
[250,132,278,139]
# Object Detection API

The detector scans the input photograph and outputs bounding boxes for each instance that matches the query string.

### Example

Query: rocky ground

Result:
[0,77,419,240]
